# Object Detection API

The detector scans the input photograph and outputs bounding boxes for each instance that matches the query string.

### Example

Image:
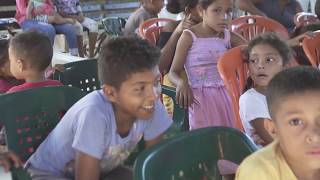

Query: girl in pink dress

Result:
[169,0,246,129]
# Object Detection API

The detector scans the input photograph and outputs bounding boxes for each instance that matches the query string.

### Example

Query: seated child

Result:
[124,0,164,36]
[239,33,292,147]
[7,30,62,93]
[26,0,75,24]
[54,0,99,57]
[0,39,21,93]
[236,66,320,180]
[25,37,172,180]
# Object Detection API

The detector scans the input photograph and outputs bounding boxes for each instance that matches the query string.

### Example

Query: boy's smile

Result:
[104,66,162,125]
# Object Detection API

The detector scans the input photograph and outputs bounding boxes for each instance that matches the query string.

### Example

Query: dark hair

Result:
[199,0,218,9]
[0,39,9,67]
[166,0,198,14]
[266,66,320,117]
[243,32,293,92]
[9,30,52,71]
[98,36,160,89]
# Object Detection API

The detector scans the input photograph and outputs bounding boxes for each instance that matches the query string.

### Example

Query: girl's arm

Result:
[159,16,197,74]
[26,1,34,20]
[169,31,193,108]
[230,31,247,47]
[16,0,28,16]
[145,134,163,148]
[75,151,100,180]
[237,0,265,16]
[250,118,273,145]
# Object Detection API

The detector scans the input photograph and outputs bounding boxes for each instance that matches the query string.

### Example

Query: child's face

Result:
[105,66,161,121]
[150,0,164,14]
[248,44,284,88]
[200,0,232,33]
[269,91,320,171]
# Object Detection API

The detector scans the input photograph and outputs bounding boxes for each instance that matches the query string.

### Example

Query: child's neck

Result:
[200,22,223,38]
[113,104,136,138]
[286,157,320,180]
[254,86,267,95]
[24,71,46,83]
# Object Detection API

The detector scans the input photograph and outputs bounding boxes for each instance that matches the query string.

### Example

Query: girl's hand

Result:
[175,14,198,34]
[288,31,315,47]
[76,14,85,23]
[176,81,194,108]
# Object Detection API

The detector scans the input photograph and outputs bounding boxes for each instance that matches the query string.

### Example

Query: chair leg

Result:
[77,35,85,57]
[88,32,98,58]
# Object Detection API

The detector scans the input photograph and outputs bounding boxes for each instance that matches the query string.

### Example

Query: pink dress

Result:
[184,29,235,130]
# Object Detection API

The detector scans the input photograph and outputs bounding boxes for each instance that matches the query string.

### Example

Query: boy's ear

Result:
[264,119,278,139]
[17,59,25,72]
[102,84,117,102]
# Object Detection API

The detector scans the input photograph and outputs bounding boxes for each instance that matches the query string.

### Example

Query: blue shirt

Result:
[27,90,172,176]
[255,0,298,32]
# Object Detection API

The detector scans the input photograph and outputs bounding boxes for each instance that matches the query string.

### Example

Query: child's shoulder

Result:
[236,142,280,179]
[240,88,264,102]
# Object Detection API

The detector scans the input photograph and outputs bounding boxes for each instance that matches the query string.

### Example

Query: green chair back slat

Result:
[53,59,100,93]
[134,127,257,180]
[0,86,85,161]
[101,17,126,36]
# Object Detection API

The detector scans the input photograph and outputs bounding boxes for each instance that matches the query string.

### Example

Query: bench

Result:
[0,0,19,37]
[81,1,140,21]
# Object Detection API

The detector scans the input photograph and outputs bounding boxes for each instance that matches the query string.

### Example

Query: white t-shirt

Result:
[239,88,271,145]
[27,90,172,177]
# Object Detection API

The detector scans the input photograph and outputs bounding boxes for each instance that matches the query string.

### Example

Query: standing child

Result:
[53,0,99,58]
[26,0,75,25]
[169,0,246,129]
[7,30,62,93]
[25,37,172,180]
[239,33,292,147]
[124,0,164,36]
[236,66,320,180]
[0,39,21,93]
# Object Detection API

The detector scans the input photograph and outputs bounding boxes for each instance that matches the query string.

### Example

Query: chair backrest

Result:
[143,25,164,45]
[231,15,289,41]
[0,86,85,161]
[101,17,126,36]
[134,127,257,180]
[139,18,175,39]
[294,12,319,27]
[218,46,248,131]
[53,59,101,93]
[161,85,188,133]
[302,30,320,67]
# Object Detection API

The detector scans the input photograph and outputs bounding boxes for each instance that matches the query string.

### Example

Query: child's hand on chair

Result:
[0,152,22,172]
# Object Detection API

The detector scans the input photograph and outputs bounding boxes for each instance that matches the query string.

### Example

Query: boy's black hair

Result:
[266,66,320,117]
[243,32,293,92]
[166,0,198,14]
[199,0,222,9]
[98,36,160,89]
[0,39,9,67]
[9,30,52,71]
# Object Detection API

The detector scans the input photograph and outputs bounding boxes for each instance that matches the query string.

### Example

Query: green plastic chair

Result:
[101,17,126,36]
[161,85,188,137]
[134,127,257,180]
[0,86,85,162]
[53,59,100,93]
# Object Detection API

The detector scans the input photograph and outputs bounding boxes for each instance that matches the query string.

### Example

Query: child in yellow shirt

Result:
[236,66,320,180]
